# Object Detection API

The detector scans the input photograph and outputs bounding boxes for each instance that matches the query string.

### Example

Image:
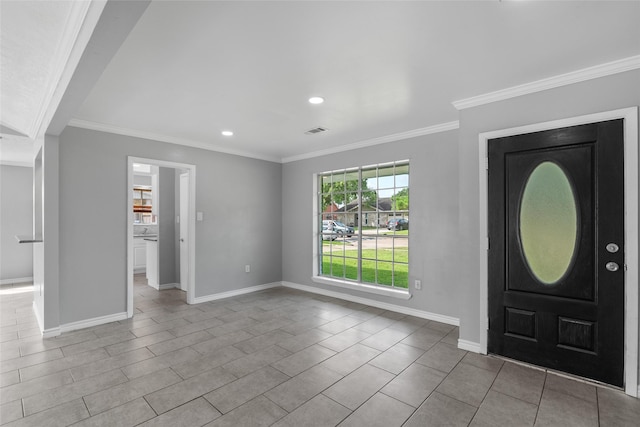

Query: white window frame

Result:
[312,161,411,300]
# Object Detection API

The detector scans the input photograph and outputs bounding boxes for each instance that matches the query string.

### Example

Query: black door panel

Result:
[488,119,624,387]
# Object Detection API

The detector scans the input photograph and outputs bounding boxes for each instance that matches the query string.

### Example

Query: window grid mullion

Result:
[357,168,363,283]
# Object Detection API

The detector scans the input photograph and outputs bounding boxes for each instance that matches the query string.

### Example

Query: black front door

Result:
[488,119,625,387]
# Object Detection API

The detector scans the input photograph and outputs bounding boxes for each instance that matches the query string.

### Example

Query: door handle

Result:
[180,238,185,242]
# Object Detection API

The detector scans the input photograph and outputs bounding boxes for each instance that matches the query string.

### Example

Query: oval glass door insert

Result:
[519,161,578,285]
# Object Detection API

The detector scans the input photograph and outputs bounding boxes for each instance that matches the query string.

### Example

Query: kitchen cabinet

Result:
[133,237,147,273]
[146,239,158,289]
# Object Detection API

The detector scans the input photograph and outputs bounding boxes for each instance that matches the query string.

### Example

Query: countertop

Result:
[15,235,43,243]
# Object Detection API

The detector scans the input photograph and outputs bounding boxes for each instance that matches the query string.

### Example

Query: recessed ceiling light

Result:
[308,97,324,105]
[221,130,234,136]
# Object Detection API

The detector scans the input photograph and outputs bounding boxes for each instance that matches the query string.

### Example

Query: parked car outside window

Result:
[387,218,409,231]
[322,224,337,241]
[322,220,354,237]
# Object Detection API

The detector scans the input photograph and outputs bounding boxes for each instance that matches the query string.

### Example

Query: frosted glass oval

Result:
[520,162,578,285]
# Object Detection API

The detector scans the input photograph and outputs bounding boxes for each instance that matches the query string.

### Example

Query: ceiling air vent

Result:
[305,127,328,135]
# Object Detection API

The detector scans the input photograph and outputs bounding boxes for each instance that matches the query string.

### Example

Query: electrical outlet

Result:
[414,279,422,290]
[245,265,250,273]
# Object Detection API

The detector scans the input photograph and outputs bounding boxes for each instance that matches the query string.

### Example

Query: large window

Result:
[317,160,409,290]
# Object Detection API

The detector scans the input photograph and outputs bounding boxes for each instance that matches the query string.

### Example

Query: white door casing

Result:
[127,157,196,317]
[179,173,189,292]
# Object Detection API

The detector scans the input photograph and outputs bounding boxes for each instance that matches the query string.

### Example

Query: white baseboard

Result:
[0,277,33,286]
[281,281,460,326]
[32,302,132,337]
[42,327,61,338]
[59,312,128,334]
[193,282,282,304]
[146,282,178,291]
[458,339,482,353]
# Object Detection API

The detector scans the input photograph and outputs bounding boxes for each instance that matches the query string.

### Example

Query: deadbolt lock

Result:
[606,243,620,253]
[606,262,619,272]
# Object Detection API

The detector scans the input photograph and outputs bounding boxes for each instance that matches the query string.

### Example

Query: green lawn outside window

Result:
[321,246,409,288]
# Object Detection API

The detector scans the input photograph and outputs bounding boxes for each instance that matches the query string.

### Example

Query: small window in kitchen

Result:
[133,187,154,224]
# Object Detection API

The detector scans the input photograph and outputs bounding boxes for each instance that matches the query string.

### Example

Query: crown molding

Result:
[0,160,33,168]
[69,118,459,164]
[281,121,460,163]
[452,55,640,111]
[67,118,282,163]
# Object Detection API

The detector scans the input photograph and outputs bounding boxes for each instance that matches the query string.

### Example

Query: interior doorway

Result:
[126,157,196,317]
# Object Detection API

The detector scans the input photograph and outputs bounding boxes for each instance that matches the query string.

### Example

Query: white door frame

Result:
[127,157,197,316]
[478,107,638,397]
[179,172,189,292]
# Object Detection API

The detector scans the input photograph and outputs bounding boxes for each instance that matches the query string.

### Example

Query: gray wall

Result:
[457,69,640,373]
[58,126,282,324]
[0,165,33,282]
[282,129,460,318]
[158,166,176,285]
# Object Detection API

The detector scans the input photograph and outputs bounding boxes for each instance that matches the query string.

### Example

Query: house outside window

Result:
[317,160,409,291]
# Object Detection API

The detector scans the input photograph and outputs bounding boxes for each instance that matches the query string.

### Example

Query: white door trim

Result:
[478,107,639,397]
[127,156,197,318]
[179,172,189,292]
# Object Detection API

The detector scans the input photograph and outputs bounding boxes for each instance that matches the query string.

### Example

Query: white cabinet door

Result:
[146,240,158,288]
[133,239,147,272]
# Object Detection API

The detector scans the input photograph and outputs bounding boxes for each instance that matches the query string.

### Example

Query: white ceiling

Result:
[0,1,75,138]
[0,1,75,166]
[0,0,102,165]
[3,1,640,164]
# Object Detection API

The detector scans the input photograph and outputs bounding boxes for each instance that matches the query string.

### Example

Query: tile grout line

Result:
[466,355,504,425]
[596,385,601,427]
[532,371,548,425]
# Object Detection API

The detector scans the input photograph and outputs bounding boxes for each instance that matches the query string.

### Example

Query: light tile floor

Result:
[1,277,640,426]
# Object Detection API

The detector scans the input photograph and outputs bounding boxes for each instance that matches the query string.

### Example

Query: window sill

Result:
[311,276,412,300]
